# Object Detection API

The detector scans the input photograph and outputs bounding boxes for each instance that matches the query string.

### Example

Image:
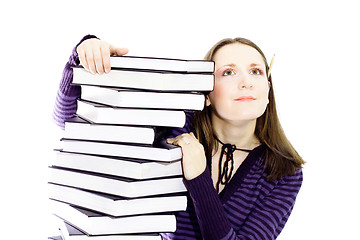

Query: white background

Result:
[1,0,359,239]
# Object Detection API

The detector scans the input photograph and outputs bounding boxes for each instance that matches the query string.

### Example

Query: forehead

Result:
[213,43,265,68]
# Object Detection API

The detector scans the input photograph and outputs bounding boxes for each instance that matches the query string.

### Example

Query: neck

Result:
[211,113,259,150]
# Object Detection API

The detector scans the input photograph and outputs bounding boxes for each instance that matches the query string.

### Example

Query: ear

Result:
[205,95,211,107]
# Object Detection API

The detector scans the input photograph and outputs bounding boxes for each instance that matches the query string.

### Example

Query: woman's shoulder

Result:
[250,144,303,188]
[279,167,303,187]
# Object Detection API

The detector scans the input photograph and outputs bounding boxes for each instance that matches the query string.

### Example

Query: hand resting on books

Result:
[167,132,207,180]
[76,38,129,75]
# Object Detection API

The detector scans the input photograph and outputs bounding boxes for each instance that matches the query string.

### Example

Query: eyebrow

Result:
[215,63,237,72]
[249,63,264,68]
[226,63,237,67]
[216,63,264,71]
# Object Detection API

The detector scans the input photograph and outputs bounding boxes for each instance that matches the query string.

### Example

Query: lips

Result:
[235,96,256,101]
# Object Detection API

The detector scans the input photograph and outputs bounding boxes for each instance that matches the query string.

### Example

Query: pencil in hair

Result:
[268,54,275,78]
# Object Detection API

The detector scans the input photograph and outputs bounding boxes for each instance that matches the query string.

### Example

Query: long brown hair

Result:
[193,38,305,181]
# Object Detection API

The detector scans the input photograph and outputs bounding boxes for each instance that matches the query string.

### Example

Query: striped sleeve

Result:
[52,61,80,129]
[184,168,303,240]
[52,34,98,129]
[183,167,232,239]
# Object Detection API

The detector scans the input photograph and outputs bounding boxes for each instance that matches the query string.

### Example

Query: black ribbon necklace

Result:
[213,135,252,193]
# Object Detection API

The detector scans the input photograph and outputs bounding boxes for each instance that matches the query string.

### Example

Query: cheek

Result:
[257,81,270,101]
[209,81,229,101]
[208,87,225,107]
[209,88,221,101]
[257,85,270,113]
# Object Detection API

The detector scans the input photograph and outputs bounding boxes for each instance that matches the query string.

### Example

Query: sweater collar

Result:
[218,144,266,203]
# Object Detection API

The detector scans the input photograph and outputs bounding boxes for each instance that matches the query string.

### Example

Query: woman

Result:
[53,35,305,239]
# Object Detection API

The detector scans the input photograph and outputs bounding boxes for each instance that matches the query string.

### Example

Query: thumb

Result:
[189,132,197,139]
[109,44,129,56]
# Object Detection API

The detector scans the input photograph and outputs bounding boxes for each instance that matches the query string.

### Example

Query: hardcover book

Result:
[51,201,177,235]
[108,55,214,73]
[80,85,205,110]
[72,67,214,92]
[76,99,186,128]
[49,184,187,217]
[58,220,162,239]
[60,139,182,162]
[53,151,182,180]
[49,167,186,198]
[64,117,156,145]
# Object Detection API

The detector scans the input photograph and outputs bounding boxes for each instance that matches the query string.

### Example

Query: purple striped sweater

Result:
[53,35,303,240]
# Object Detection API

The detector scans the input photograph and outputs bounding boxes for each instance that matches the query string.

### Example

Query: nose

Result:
[237,73,253,89]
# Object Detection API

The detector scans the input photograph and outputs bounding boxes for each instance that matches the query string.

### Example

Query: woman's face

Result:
[207,43,270,123]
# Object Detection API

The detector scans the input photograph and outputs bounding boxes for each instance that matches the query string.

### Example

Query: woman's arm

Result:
[52,35,128,129]
[184,168,303,240]
[52,34,98,129]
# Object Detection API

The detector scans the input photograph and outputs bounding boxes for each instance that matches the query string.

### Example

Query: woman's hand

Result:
[167,132,207,180]
[76,38,129,74]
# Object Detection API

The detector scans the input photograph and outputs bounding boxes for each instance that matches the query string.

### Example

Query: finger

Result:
[166,136,183,146]
[101,44,111,73]
[77,47,89,71]
[93,47,105,74]
[110,44,129,56]
[115,47,129,56]
[84,48,96,74]
[183,138,191,145]
[175,134,192,146]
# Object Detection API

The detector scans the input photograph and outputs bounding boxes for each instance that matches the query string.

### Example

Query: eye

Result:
[223,69,236,76]
[249,68,263,75]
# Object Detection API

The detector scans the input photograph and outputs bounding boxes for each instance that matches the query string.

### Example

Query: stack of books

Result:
[48,55,214,239]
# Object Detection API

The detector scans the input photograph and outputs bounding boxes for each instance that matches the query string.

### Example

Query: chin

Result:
[230,112,263,121]
[213,108,264,123]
